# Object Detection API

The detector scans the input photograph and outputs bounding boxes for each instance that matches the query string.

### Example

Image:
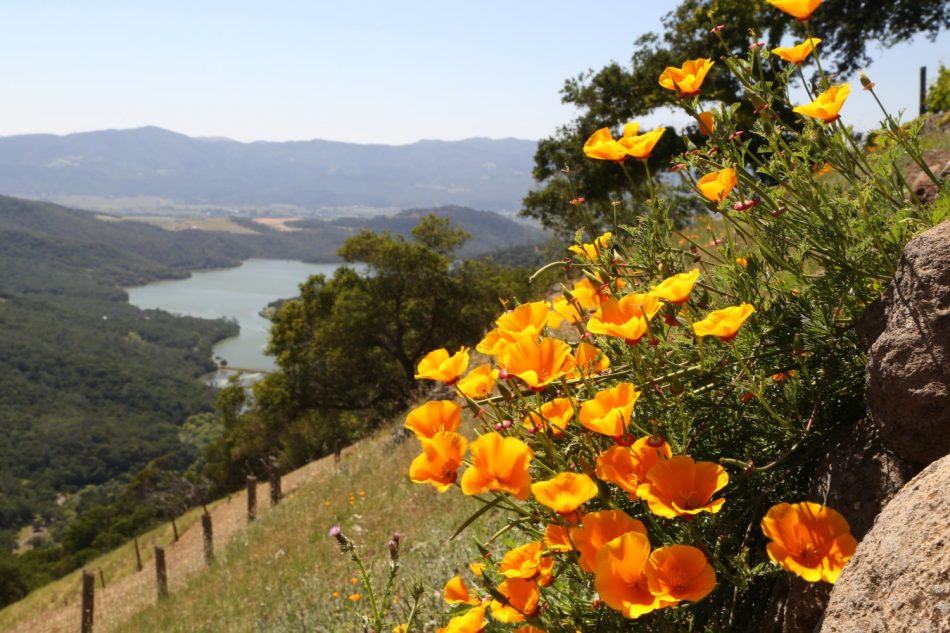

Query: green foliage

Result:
[205,215,534,483]
[524,0,950,235]
[927,64,950,113]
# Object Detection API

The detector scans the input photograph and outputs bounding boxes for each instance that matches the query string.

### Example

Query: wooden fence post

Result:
[920,66,927,116]
[98,568,106,589]
[171,516,179,542]
[201,513,214,565]
[81,570,95,633]
[154,546,168,600]
[246,475,257,522]
[134,537,143,572]
[268,457,282,506]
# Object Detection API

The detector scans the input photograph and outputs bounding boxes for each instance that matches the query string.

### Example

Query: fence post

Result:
[81,570,95,633]
[921,66,927,116]
[246,475,257,522]
[268,457,282,506]
[134,537,143,572]
[171,516,179,542]
[201,513,214,565]
[154,546,168,600]
[98,568,106,589]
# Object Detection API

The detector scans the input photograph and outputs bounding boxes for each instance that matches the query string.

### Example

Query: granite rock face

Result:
[865,220,950,465]
[820,455,950,633]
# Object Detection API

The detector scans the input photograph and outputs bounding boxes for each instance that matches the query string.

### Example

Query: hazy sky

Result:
[0,1,947,144]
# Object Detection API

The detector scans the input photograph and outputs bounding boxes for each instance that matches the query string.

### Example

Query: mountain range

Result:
[0,127,538,215]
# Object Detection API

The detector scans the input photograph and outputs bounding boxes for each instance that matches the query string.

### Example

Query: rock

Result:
[761,418,919,633]
[865,220,950,465]
[909,159,950,205]
[820,454,950,633]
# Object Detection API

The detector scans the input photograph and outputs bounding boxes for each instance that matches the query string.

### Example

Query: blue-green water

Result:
[126,259,343,372]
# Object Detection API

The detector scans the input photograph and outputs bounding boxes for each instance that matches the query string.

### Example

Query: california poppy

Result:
[697,168,737,202]
[793,84,850,124]
[570,509,648,572]
[594,530,665,618]
[645,544,717,602]
[760,501,857,583]
[651,270,699,305]
[415,347,469,384]
[766,0,823,20]
[772,38,821,64]
[659,58,714,97]
[409,431,468,492]
[532,472,599,514]
[460,432,534,499]
[404,400,461,440]
[636,455,729,518]
[692,303,755,341]
[579,383,641,436]
[489,578,539,623]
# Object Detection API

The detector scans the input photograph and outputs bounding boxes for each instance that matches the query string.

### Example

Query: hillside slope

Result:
[1,416,492,633]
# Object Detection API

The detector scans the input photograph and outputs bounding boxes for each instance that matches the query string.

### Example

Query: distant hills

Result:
[0,127,538,215]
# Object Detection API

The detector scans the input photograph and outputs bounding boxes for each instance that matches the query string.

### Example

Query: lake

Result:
[126,259,345,372]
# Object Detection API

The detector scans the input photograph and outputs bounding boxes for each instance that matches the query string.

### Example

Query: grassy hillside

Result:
[0,411,496,633]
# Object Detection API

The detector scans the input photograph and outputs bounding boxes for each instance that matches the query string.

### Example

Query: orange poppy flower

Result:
[760,501,858,584]
[697,168,737,202]
[404,400,461,440]
[571,342,611,378]
[469,561,486,576]
[496,301,551,339]
[583,128,627,161]
[595,437,671,499]
[523,397,575,438]
[766,0,823,20]
[586,295,657,344]
[408,431,468,492]
[444,575,481,606]
[489,578,539,623]
[544,523,573,552]
[692,303,755,341]
[645,544,717,603]
[698,111,715,136]
[456,364,498,399]
[617,123,667,159]
[594,531,665,618]
[569,232,612,259]
[532,472,599,515]
[460,432,534,500]
[498,541,554,586]
[636,455,729,518]
[793,83,850,124]
[772,38,821,64]
[659,58,714,97]
[572,277,610,308]
[651,269,699,305]
[570,509,648,572]
[415,347,469,384]
[498,336,576,391]
[436,602,488,633]
[578,383,640,436]
[512,626,548,633]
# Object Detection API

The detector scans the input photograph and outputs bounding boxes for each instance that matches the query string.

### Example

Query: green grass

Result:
[111,415,500,633]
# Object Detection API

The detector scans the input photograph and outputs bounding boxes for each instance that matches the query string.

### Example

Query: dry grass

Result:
[2,414,499,633]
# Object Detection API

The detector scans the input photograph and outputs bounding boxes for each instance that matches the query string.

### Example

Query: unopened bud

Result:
[859,72,875,90]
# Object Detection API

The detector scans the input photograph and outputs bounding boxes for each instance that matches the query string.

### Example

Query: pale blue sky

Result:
[0,1,947,144]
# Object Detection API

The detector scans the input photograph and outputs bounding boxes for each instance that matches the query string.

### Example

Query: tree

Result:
[206,215,533,479]
[524,0,950,235]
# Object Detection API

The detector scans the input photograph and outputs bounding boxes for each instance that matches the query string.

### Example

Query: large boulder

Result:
[820,454,950,633]
[865,220,950,465]
[760,418,918,633]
